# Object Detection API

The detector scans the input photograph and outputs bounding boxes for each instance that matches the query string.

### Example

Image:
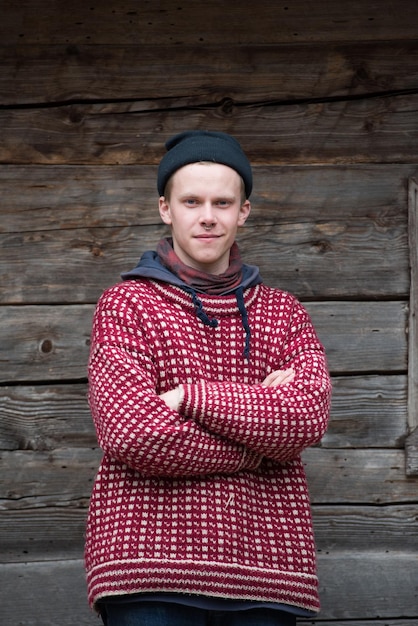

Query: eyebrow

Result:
[179,193,236,201]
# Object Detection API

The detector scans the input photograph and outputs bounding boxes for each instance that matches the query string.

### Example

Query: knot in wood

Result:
[40,339,53,354]
[220,98,234,115]
[311,239,332,254]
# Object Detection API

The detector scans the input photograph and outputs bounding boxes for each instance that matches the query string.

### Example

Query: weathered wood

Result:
[0,384,95,451]
[0,165,160,232]
[321,375,407,449]
[405,428,418,476]
[0,505,90,562]
[312,504,418,552]
[0,559,97,626]
[239,220,408,299]
[406,178,418,474]
[0,302,408,382]
[308,301,408,374]
[2,1,418,45]
[2,42,418,105]
[304,448,418,504]
[1,553,416,624]
[1,94,418,165]
[0,164,413,233]
[1,448,416,507]
[316,553,418,619]
[0,304,94,382]
[0,448,100,502]
[0,220,409,303]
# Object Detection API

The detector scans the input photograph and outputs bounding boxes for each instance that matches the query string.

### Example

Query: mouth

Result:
[197,230,222,237]
[196,233,221,240]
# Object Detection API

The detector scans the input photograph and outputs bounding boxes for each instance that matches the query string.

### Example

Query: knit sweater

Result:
[85,278,331,614]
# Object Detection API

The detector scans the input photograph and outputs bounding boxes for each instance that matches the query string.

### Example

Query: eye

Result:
[184,198,199,207]
[216,199,231,207]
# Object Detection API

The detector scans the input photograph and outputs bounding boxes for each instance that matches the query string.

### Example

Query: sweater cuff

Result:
[179,382,203,421]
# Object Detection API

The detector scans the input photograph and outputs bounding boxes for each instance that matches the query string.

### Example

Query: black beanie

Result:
[157,130,253,198]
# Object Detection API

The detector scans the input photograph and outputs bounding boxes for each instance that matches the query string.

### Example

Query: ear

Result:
[159,196,172,225]
[238,199,251,226]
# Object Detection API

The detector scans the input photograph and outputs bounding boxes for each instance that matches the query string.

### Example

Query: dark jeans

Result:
[101,601,297,626]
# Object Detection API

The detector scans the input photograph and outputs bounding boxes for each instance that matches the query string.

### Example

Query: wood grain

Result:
[2,1,418,45]
[2,42,418,105]
[1,94,418,166]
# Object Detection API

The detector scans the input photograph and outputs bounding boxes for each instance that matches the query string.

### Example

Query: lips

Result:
[196,231,221,237]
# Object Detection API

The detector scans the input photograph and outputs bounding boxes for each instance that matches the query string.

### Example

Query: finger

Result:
[262,368,294,387]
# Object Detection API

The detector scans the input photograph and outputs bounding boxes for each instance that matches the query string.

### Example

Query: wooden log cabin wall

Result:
[1,1,417,624]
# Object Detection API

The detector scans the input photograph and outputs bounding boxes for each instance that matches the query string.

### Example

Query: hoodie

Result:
[121,249,262,359]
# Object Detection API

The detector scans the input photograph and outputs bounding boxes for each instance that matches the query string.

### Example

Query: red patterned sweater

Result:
[85,279,331,613]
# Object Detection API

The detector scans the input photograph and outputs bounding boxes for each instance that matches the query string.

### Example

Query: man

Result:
[85,130,331,626]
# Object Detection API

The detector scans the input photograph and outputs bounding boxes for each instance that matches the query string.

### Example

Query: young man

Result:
[85,131,332,626]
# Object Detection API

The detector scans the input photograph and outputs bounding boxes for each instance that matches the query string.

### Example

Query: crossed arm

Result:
[160,368,296,410]
[89,285,331,476]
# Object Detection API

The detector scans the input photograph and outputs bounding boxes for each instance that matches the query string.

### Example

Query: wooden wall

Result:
[1,2,418,624]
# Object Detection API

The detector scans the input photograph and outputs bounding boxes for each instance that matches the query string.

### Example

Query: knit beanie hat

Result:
[157,130,253,198]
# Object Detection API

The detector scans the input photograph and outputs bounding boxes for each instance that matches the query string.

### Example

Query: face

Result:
[159,162,251,275]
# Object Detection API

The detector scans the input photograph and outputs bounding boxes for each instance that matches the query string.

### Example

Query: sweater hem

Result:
[87,558,320,614]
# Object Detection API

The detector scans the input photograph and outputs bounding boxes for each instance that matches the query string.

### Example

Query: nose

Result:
[200,202,217,228]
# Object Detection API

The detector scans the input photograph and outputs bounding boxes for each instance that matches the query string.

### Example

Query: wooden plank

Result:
[0,302,408,382]
[0,164,412,233]
[252,164,411,223]
[321,375,407,449]
[0,553,416,624]
[304,448,418,505]
[2,1,418,45]
[2,42,418,105]
[239,220,408,299]
[0,376,407,453]
[0,165,160,232]
[406,178,418,474]
[312,504,418,553]
[1,94,418,165]
[1,448,416,507]
[0,220,409,303]
[405,429,418,476]
[0,384,95,451]
[2,503,416,563]
[0,506,89,562]
[0,224,168,304]
[0,559,97,626]
[316,553,418,619]
[308,301,408,374]
[0,448,101,502]
[0,304,94,382]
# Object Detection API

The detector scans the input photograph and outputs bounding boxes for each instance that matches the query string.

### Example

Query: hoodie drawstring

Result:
[185,287,219,328]
[183,286,251,360]
[235,286,251,360]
